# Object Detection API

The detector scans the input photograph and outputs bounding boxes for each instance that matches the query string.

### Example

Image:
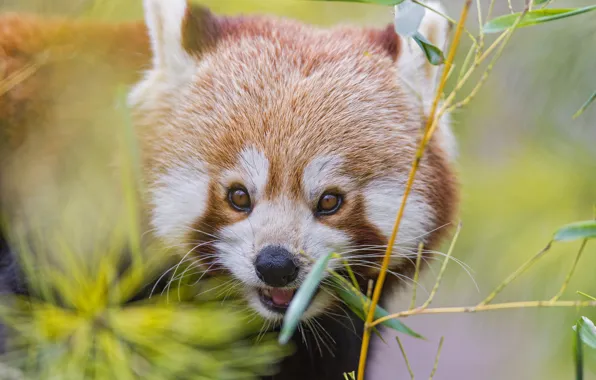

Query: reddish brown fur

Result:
[134,10,457,285]
[1,5,458,295]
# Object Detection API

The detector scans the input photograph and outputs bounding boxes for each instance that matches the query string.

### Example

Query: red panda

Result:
[0,1,459,378]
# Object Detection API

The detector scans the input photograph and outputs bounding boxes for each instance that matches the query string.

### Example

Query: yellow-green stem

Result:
[396,336,415,380]
[356,2,472,378]
[550,240,588,302]
[409,242,425,310]
[372,300,596,327]
[420,222,461,309]
[428,336,445,380]
[478,241,551,306]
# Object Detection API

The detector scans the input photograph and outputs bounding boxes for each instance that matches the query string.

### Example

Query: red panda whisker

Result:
[149,257,197,298]
[320,310,359,338]
[311,318,336,357]
[187,261,220,287]
[298,324,309,351]
[313,317,337,346]
[305,319,325,357]
[342,262,425,291]
[169,240,222,291]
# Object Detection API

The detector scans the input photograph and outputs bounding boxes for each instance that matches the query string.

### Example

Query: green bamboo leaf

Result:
[533,0,549,4]
[335,282,423,339]
[553,221,596,242]
[279,252,333,344]
[412,32,445,65]
[574,317,596,350]
[573,90,596,119]
[309,0,406,5]
[483,6,596,34]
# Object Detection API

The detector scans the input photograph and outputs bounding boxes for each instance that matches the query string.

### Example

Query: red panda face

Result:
[130,0,458,321]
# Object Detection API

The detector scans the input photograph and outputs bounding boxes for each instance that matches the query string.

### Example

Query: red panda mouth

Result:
[258,288,296,312]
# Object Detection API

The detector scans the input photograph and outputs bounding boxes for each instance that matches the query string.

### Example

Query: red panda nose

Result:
[255,246,299,287]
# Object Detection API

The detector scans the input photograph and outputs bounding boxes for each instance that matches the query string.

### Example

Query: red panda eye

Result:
[228,187,251,212]
[316,193,342,215]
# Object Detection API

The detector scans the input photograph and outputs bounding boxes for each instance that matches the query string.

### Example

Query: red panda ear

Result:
[393,1,457,161]
[373,24,402,62]
[395,1,451,102]
[181,5,220,56]
[143,0,219,76]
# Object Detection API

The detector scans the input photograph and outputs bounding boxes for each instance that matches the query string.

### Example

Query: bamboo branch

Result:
[420,222,462,309]
[428,337,445,380]
[551,240,589,302]
[356,2,472,379]
[371,300,596,328]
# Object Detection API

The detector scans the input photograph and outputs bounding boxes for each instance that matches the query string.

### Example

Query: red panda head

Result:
[129,0,458,321]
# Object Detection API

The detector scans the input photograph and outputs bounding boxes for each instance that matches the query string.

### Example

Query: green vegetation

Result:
[1,0,595,379]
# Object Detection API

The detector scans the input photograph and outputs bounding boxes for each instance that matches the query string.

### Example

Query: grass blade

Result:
[335,281,423,339]
[483,6,596,34]
[279,252,333,344]
[553,221,596,242]
[573,90,596,119]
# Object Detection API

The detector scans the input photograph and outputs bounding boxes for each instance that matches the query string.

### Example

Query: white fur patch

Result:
[151,160,209,244]
[302,155,355,202]
[144,0,194,75]
[363,177,433,262]
[216,195,352,321]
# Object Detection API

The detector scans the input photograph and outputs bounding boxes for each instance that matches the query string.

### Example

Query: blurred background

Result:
[1,0,595,379]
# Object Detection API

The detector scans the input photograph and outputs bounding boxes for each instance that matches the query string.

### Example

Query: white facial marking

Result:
[302,155,356,202]
[363,177,433,265]
[221,146,269,200]
[216,195,352,321]
[151,160,209,244]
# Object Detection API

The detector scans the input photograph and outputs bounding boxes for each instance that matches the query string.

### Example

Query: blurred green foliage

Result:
[1,0,595,379]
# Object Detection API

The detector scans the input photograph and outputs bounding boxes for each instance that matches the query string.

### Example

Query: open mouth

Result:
[258,288,297,313]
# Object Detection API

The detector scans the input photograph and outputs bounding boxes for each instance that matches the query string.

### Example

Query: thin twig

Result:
[409,242,425,310]
[577,292,596,301]
[396,336,415,380]
[428,337,444,380]
[478,241,552,306]
[551,240,589,302]
[356,2,472,379]
[447,7,529,111]
[474,0,485,55]
[371,300,596,327]
[420,222,462,309]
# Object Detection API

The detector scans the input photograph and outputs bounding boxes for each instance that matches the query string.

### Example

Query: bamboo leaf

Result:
[484,6,596,34]
[335,281,423,339]
[573,90,596,119]
[279,252,333,344]
[412,32,445,65]
[574,317,596,350]
[553,221,596,242]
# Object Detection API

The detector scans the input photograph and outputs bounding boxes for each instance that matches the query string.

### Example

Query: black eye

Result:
[228,186,251,212]
[316,193,343,215]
